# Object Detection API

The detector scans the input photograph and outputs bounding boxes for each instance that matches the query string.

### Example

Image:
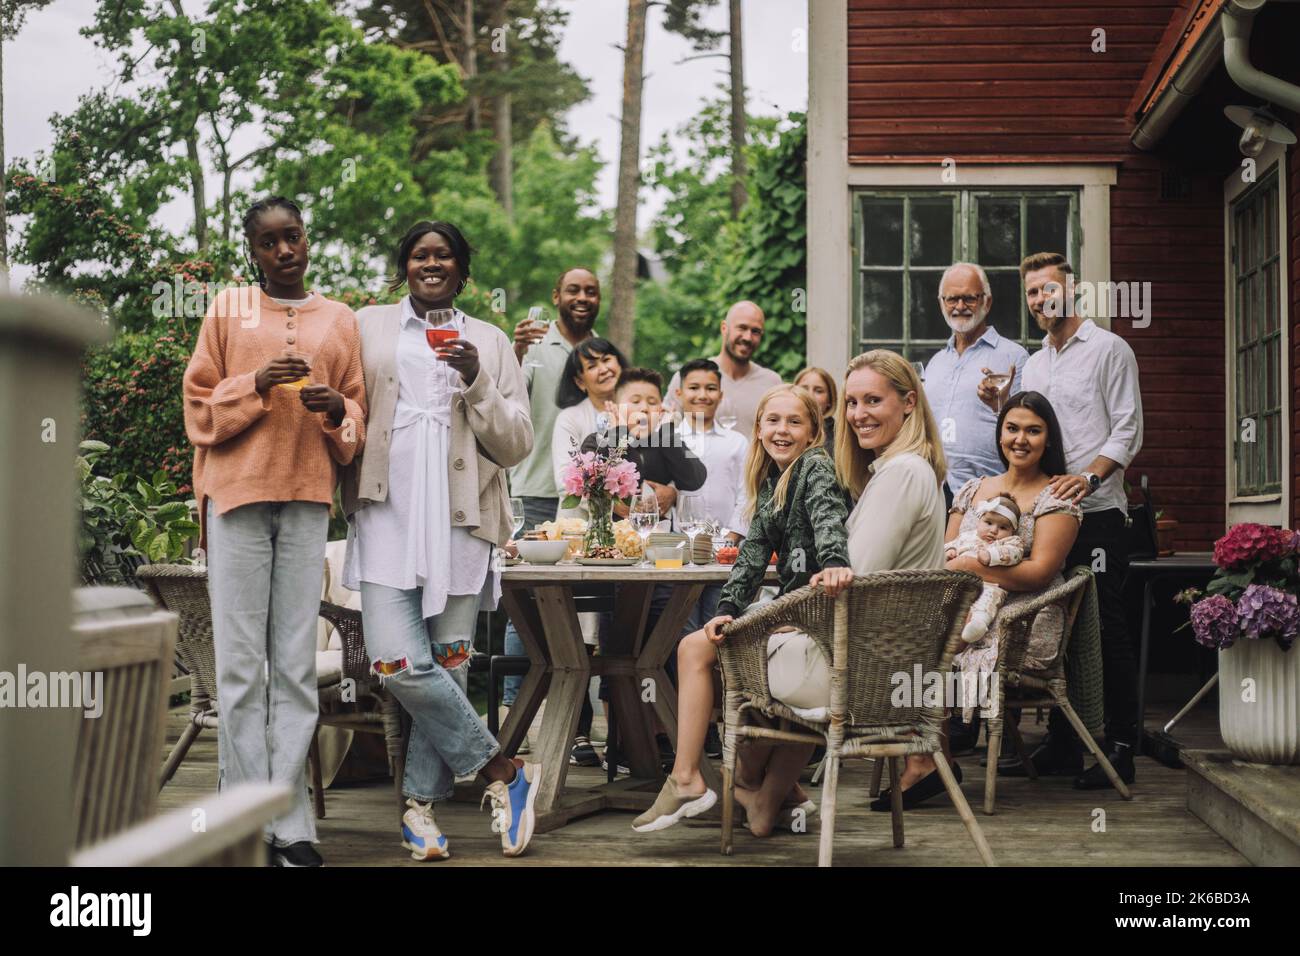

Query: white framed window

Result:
[1224,144,1290,525]
[806,162,1114,373]
[852,188,1080,364]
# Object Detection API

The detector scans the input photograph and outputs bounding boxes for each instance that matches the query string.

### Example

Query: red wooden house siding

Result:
[846,0,1230,549]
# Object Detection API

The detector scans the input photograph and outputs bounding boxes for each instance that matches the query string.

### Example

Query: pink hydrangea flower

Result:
[1213,523,1294,570]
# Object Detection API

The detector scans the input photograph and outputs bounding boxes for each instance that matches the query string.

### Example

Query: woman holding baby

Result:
[811,365,1080,811]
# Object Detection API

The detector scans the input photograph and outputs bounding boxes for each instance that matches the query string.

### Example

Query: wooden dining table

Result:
[495,561,776,833]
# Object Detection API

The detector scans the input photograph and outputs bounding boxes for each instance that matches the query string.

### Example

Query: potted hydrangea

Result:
[1178,523,1299,764]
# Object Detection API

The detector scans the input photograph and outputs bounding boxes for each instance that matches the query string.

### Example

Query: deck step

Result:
[1184,750,1300,866]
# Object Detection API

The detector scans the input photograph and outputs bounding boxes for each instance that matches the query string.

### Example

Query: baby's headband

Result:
[975,500,1019,528]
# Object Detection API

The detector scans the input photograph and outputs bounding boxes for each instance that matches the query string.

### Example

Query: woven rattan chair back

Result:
[720,569,982,736]
[135,564,219,705]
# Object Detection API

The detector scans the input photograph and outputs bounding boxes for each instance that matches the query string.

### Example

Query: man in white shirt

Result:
[664,301,783,437]
[988,251,1144,789]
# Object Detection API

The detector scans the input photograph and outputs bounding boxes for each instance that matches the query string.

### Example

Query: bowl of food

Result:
[515,538,571,565]
[716,544,740,565]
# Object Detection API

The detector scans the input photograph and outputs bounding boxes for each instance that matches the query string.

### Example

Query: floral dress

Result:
[949,477,1082,716]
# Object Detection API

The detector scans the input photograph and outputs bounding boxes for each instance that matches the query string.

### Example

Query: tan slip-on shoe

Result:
[632,777,717,833]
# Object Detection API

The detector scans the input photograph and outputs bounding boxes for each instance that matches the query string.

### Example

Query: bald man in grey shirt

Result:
[665,301,784,437]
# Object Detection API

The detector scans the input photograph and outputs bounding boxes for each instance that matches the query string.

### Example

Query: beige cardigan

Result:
[340,303,533,546]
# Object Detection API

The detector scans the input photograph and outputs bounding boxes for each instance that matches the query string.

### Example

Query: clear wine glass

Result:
[510,497,526,537]
[675,495,707,566]
[630,485,660,568]
[523,306,550,369]
[716,411,738,431]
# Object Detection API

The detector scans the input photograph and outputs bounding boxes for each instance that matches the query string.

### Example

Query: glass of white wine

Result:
[629,485,660,568]
[523,307,550,369]
[675,495,707,566]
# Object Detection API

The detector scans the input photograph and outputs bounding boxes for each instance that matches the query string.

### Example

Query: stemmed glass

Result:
[423,308,458,353]
[716,411,738,431]
[510,497,526,537]
[675,495,707,566]
[523,306,550,369]
[629,485,660,568]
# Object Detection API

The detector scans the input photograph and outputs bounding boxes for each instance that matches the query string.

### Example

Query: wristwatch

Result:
[1081,471,1101,494]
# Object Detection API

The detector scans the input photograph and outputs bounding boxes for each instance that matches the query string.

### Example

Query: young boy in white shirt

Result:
[675,358,750,631]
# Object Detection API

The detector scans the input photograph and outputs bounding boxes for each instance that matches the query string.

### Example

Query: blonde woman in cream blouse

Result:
[809,350,952,811]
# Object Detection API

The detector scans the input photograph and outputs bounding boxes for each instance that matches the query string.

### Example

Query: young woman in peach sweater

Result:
[183,197,366,867]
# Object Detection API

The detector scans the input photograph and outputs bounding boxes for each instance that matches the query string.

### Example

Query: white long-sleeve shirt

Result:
[679,418,750,537]
[1021,319,1143,515]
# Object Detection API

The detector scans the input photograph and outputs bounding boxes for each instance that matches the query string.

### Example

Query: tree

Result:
[0,0,54,286]
[488,0,513,217]
[609,0,648,359]
[634,96,780,376]
[662,0,747,218]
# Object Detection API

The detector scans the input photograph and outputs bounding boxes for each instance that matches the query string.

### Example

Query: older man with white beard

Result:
[923,262,1029,508]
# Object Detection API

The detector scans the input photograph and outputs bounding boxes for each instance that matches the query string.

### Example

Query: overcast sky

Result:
[5,0,808,281]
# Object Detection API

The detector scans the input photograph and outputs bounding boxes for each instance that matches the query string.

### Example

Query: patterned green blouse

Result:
[716,447,851,618]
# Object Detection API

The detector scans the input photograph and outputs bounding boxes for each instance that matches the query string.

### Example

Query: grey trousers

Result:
[207,500,328,846]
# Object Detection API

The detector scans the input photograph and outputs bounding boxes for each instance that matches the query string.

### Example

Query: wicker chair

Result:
[979,567,1133,814]
[135,564,403,819]
[717,569,996,867]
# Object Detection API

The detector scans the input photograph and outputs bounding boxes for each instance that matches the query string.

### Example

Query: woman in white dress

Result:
[342,220,540,860]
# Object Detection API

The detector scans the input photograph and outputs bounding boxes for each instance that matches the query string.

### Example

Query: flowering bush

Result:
[1181,523,1299,652]
[1236,585,1298,650]
[1212,522,1295,570]
[1189,595,1239,650]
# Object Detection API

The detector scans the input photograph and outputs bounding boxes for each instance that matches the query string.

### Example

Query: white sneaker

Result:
[401,798,450,861]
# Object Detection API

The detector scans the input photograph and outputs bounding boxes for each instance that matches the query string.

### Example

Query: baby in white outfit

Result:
[945,495,1024,642]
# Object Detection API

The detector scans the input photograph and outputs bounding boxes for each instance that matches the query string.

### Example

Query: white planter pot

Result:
[1218,638,1300,765]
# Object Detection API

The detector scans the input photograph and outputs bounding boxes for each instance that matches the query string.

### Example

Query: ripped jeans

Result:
[359,583,499,803]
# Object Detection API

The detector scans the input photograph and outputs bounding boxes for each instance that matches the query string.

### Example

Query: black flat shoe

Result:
[1074,742,1136,789]
[999,740,1082,777]
[869,762,962,811]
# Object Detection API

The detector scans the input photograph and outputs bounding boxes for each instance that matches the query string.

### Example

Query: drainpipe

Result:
[1224,0,1300,114]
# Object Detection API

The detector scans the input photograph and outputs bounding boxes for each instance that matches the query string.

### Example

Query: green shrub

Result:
[78,440,201,584]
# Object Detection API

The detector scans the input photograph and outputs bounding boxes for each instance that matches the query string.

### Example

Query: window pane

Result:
[860,272,903,340]
[862,198,903,266]
[1265,262,1278,334]
[1026,197,1071,260]
[909,272,950,341]
[977,198,1020,265]
[909,198,954,267]
[909,344,944,369]
[1264,183,1278,256]
[1266,337,1278,410]
[987,270,1023,339]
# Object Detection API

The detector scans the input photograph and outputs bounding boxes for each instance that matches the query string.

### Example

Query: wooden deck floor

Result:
[156,703,1247,867]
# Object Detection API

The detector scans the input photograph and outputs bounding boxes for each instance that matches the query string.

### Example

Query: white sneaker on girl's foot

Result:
[401,799,450,861]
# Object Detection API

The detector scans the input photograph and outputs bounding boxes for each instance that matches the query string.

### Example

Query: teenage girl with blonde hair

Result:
[633,383,853,836]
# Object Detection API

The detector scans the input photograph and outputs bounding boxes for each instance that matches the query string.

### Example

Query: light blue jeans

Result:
[359,583,499,803]
[207,500,328,847]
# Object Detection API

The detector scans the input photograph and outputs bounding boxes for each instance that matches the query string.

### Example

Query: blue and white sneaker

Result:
[482,762,540,857]
[401,798,450,861]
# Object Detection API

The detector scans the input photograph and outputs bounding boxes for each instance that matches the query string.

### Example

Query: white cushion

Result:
[767,629,830,711]
[316,649,343,687]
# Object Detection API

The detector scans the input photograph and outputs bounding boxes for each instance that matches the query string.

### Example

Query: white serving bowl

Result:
[515,539,571,565]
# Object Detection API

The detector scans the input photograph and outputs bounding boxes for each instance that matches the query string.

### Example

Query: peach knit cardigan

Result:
[183,286,367,549]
